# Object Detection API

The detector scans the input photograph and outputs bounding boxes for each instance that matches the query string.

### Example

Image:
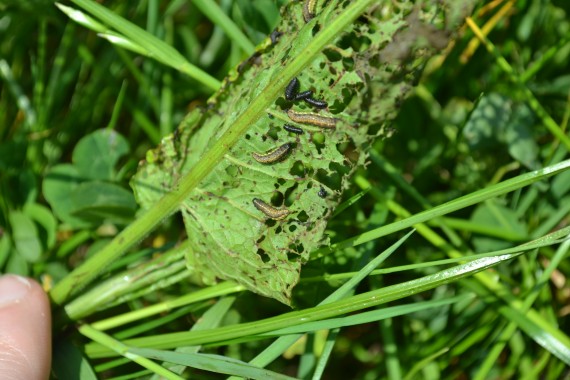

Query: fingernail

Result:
[0,275,31,308]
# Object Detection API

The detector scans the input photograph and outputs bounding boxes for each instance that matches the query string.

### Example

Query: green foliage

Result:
[132,0,475,304]
[43,129,135,228]
[1,0,570,379]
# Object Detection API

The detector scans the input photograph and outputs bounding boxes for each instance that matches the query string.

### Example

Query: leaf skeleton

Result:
[251,142,293,164]
[252,198,290,220]
[287,109,337,129]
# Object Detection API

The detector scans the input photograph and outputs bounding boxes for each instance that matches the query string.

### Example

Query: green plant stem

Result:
[91,282,243,331]
[62,242,189,321]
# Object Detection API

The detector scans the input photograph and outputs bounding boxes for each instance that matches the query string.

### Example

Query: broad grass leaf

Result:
[132,1,477,304]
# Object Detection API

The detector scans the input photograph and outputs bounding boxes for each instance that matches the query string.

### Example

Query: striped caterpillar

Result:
[251,143,293,164]
[252,198,290,220]
[287,109,337,129]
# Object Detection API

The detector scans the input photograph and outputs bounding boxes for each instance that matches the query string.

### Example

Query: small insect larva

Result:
[284,124,304,134]
[303,0,318,22]
[293,90,313,101]
[252,143,292,164]
[285,77,300,100]
[318,186,328,198]
[252,198,290,220]
[287,109,337,129]
[270,29,282,44]
[304,96,328,109]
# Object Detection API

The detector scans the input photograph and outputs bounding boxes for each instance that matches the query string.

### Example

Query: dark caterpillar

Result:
[318,187,328,198]
[293,90,313,101]
[303,97,328,109]
[252,143,293,164]
[283,124,304,134]
[285,77,300,101]
[252,198,290,220]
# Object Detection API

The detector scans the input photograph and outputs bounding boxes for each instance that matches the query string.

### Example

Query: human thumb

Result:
[0,275,51,380]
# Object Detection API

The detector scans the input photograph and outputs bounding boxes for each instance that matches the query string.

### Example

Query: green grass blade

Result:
[475,238,570,378]
[313,159,570,259]
[65,0,220,90]
[153,297,237,378]
[130,348,299,380]
[90,282,243,331]
[239,229,414,371]
[85,253,519,358]
[497,304,570,365]
[79,324,185,380]
[192,0,255,55]
[260,294,472,335]
[311,329,339,380]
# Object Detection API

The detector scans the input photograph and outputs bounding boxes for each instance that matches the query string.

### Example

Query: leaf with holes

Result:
[131,0,477,304]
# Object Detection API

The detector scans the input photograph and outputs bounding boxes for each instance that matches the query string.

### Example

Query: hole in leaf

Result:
[289,160,305,177]
[271,191,284,206]
[342,57,355,71]
[297,210,309,223]
[267,125,279,140]
[323,48,342,62]
[284,183,298,205]
[338,139,359,164]
[311,132,326,154]
[311,23,320,36]
[316,168,342,192]
[287,249,300,262]
[257,248,271,263]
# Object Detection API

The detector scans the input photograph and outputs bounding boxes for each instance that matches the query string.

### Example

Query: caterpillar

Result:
[252,143,293,164]
[283,124,304,134]
[287,109,337,129]
[318,187,328,198]
[285,77,300,100]
[252,198,290,220]
[303,97,328,109]
[293,90,313,101]
[303,0,318,22]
